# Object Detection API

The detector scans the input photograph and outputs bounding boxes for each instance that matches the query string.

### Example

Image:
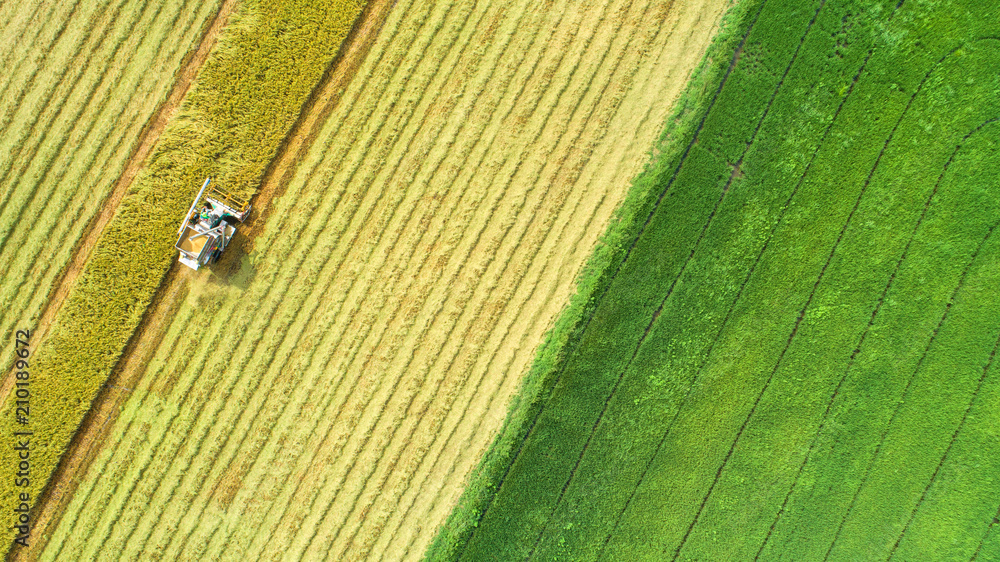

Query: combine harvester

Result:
[175,178,251,270]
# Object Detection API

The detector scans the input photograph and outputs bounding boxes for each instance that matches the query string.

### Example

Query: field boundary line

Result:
[8,0,237,556]
[456,1,770,554]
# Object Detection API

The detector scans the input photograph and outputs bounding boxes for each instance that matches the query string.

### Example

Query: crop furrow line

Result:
[492,0,828,556]
[391,6,699,551]
[351,0,641,546]
[276,1,585,552]
[49,295,201,558]
[296,6,540,555]
[0,0,63,112]
[0,0,187,348]
[245,2,554,555]
[130,0,438,547]
[229,4,484,552]
[0,0,81,144]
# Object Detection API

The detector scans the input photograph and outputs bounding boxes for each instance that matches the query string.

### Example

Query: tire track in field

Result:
[971,503,1000,561]
[836,220,994,562]
[12,0,236,555]
[332,0,654,553]
[180,4,430,544]
[889,257,1000,559]
[43,0,238,548]
[816,42,999,560]
[377,0,689,553]
[760,116,998,561]
[165,0,403,546]
[673,14,963,562]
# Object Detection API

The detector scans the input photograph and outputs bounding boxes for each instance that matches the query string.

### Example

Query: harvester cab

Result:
[175,178,251,270]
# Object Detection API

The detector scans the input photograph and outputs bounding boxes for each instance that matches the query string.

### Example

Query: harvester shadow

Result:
[208,230,256,291]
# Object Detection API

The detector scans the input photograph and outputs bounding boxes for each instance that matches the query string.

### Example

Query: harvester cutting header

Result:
[175,178,251,270]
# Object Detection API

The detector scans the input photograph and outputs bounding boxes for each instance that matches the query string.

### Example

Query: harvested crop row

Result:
[2,0,366,551]
[38,0,731,559]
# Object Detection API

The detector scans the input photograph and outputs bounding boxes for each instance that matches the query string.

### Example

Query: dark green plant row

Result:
[436,0,1000,560]
[1,0,366,547]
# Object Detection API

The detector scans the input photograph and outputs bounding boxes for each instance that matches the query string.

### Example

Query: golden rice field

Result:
[27,0,729,558]
[0,0,222,362]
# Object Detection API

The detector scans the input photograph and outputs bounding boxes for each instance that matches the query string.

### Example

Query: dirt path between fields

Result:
[10,0,396,558]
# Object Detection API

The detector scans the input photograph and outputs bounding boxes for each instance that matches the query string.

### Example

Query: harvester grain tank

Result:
[175,178,251,270]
